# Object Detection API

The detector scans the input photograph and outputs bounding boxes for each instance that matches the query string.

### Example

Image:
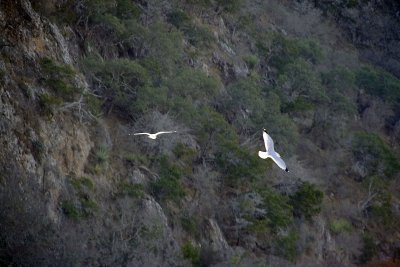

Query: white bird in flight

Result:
[129,131,177,140]
[258,129,289,172]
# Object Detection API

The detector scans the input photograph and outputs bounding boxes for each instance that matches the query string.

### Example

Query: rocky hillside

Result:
[0,0,399,266]
[309,0,400,77]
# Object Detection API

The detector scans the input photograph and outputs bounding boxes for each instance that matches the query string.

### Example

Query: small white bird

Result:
[129,131,177,140]
[258,129,289,172]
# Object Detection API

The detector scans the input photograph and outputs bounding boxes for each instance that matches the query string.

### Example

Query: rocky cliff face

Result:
[0,0,399,266]
[0,1,185,265]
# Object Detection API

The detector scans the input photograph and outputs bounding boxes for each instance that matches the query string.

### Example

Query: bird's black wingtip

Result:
[285,168,289,172]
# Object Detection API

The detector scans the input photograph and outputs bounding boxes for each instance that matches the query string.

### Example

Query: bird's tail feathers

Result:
[258,151,270,159]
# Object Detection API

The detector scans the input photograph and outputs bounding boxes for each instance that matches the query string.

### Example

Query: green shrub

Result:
[361,175,388,194]
[46,78,80,97]
[64,176,98,219]
[326,89,357,116]
[79,194,98,212]
[216,140,269,187]
[119,182,144,198]
[137,58,165,85]
[40,57,75,78]
[170,97,199,124]
[181,215,200,240]
[352,132,400,178]
[362,175,396,227]
[84,93,103,117]
[125,153,148,165]
[184,23,215,48]
[224,74,266,130]
[261,92,299,154]
[223,75,299,149]
[247,218,269,235]
[230,254,242,265]
[329,218,352,234]
[62,201,81,220]
[84,0,139,27]
[91,164,103,175]
[130,22,184,75]
[70,176,95,191]
[174,143,197,167]
[239,198,256,212]
[167,9,191,29]
[167,67,220,102]
[259,189,293,230]
[321,67,356,92]
[236,14,256,32]
[114,0,140,20]
[281,97,315,113]
[140,85,168,112]
[158,156,184,179]
[83,22,186,117]
[39,93,63,115]
[167,9,214,48]
[32,1,77,24]
[97,13,126,35]
[259,33,323,70]
[150,156,186,202]
[274,231,298,262]
[356,65,400,102]
[359,235,377,264]
[79,0,140,46]
[89,144,110,175]
[151,177,186,202]
[174,105,237,157]
[370,192,393,226]
[95,144,109,164]
[40,57,81,101]
[360,176,393,225]
[80,177,94,190]
[85,0,115,22]
[174,143,197,160]
[216,0,243,12]
[243,54,259,69]
[182,242,201,267]
[277,59,326,104]
[290,182,324,219]
[160,179,184,195]
[60,195,97,219]
[83,56,150,116]
[139,224,163,241]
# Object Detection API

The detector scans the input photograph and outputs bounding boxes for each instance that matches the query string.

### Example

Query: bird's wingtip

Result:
[285,168,289,172]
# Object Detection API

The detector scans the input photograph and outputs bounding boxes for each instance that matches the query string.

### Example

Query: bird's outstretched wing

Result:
[270,154,287,170]
[133,132,150,136]
[263,131,274,152]
[154,131,177,136]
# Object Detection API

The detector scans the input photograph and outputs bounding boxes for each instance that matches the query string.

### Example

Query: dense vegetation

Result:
[0,0,399,266]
